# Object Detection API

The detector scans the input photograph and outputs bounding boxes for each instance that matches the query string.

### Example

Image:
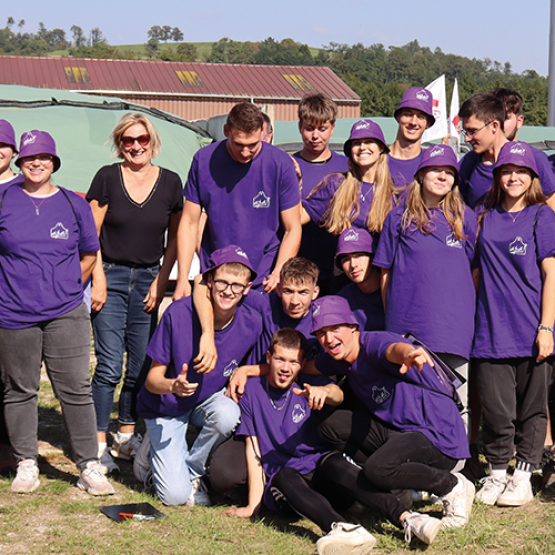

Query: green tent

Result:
[0,84,212,194]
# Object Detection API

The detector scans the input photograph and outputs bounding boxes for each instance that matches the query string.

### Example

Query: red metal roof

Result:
[0,56,360,101]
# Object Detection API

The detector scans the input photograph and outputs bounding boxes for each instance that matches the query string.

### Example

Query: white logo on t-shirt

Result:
[50,222,69,240]
[509,237,527,256]
[446,232,463,249]
[253,191,270,209]
[291,403,306,423]
[223,360,238,377]
[371,385,391,405]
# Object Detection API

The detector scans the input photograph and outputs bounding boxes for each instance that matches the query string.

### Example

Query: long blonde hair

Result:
[310,155,396,235]
[402,172,467,240]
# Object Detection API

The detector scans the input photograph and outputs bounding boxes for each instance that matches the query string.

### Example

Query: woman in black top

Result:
[87,113,183,473]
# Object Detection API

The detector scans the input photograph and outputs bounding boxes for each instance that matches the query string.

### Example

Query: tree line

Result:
[0,19,548,126]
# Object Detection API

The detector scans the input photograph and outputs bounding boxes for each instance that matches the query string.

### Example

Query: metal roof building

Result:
[0,56,361,121]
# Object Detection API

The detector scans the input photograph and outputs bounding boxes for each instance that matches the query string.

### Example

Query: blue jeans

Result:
[145,389,241,506]
[91,262,159,432]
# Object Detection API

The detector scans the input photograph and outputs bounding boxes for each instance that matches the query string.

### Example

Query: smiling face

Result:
[266,344,305,390]
[462,115,498,154]
[396,108,429,144]
[19,153,54,188]
[224,125,263,164]
[299,119,335,160]
[277,279,319,319]
[120,123,152,168]
[350,138,383,172]
[0,143,16,179]
[499,164,533,202]
[315,323,359,363]
[420,166,456,207]
[207,266,252,316]
[340,252,372,284]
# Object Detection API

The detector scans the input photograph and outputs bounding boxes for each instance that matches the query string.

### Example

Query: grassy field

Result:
[1,362,555,554]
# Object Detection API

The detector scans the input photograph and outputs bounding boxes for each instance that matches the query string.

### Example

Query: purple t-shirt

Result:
[0,185,99,328]
[244,290,319,364]
[473,204,555,358]
[373,205,477,358]
[184,140,300,288]
[137,297,262,419]
[315,331,469,460]
[0,173,23,192]
[387,152,423,192]
[303,173,375,231]
[236,374,331,512]
[337,282,385,332]
[459,147,555,209]
[294,151,348,281]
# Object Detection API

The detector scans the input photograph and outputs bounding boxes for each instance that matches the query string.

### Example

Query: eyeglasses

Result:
[121,134,151,148]
[20,154,53,164]
[213,280,247,295]
[462,121,493,138]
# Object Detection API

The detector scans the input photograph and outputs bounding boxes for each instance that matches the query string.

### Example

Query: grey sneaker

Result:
[496,477,534,507]
[11,459,40,493]
[77,461,115,496]
[316,522,376,555]
[403,512,443,545]
[133,430,151,486]
[186,477,211,507]
[441,473,475,528]
[98,444,120,475]
[110,433,142,461]
[476,475,507,505]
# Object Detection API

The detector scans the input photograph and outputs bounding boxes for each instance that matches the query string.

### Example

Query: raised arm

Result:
[385,343,434,374]
[293,381,343,410]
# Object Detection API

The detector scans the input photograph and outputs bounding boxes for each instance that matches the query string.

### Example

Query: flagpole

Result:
[548,0,555,125]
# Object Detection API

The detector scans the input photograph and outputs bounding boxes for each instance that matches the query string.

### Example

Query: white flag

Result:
[421,75,447,144]
[447,79,461,157]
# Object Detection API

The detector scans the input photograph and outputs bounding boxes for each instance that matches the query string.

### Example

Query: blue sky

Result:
[6,0,552,76]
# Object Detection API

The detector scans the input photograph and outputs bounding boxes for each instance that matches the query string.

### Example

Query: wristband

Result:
[538,324,554,333]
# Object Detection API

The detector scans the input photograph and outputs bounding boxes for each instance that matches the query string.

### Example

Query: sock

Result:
[97,442,107,457]
[116,431,133,444]
[490,468,507,478]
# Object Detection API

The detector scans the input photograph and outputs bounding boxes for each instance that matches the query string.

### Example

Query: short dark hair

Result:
[298,92,337,125]
[491,87,523,117]
[226,102,264,133]
[261,111,273,134]
[280,257,320,287]
[269,328,307,358]
[459,92,505,127]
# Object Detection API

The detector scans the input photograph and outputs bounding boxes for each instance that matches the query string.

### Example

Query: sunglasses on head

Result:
[121,134,150,148]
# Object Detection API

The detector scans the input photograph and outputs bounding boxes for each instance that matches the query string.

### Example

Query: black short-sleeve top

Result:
[86,163,183,265]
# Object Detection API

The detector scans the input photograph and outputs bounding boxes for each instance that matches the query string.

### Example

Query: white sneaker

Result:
[496,477,534,507]
[133,430,151,485]
[316,522,376,555]
[110,433,142,461]
[476,475,507,505]
[186,477,211,507]
[77,461,115,496]
[11,459,40,493]
[403,512,443,545]
[98,444,120,475]
[441,473,475,528]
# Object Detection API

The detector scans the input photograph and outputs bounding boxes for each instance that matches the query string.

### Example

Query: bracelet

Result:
[537,324,554,333]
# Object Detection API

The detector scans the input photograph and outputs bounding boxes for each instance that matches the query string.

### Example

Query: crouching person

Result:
[225,328,443,552]
[134,245,262,506]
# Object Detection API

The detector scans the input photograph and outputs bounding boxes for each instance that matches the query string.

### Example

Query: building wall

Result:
[84,92,360,121]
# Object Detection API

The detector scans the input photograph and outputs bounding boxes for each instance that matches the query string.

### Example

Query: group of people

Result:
[0,83,553,554]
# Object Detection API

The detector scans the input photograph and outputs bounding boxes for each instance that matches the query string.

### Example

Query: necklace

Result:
[264,378,291,411]
[507,208,524,223]
[27,195,47,215]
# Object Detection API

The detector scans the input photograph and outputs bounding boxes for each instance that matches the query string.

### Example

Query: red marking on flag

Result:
[433,99,439,107]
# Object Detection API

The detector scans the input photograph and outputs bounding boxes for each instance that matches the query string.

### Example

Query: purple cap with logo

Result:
[394,87,435,127]
[202,244,256,281]
[494,141,539,178]
[310,295,359,334]
[16,130,61,172]
[343,119,389,157]
[416,144,459,183]
[0,120,17,152]
[335,227,375,269]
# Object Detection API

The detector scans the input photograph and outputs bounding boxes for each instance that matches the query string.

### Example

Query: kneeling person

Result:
[135,246,262,506]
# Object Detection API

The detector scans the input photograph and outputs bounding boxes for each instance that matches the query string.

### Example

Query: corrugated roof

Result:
[0,56,360,102]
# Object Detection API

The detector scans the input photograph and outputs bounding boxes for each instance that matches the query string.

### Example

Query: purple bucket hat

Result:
[202,244,256,282]
[335,227,375,269]
[0,120,17,152]
[394,87,435,127]
[494,141,539,178]
[343,119,389,157]
[416,145,459,184]
[310,296,359,335]
[16,130,61,172]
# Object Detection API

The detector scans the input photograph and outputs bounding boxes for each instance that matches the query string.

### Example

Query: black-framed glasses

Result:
[462,121,493,138]
[213,280,246,295]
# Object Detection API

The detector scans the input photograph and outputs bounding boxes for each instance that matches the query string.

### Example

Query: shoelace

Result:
[18,463,37,481]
